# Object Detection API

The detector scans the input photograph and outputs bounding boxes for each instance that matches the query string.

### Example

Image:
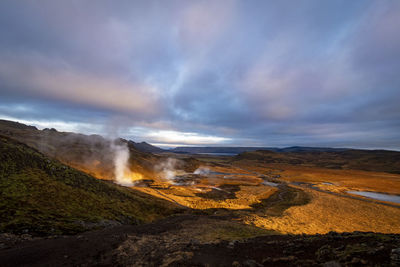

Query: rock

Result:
[21,234,32,240]
[228,240,237,249]
[242,259,262,267]
[294,250,305,255]
[232,261,241,267]
[293,243,304,249]
[367,250,376,256]
[323,261,341,267]
[391,248,400,265]
[262,257,272,264]
[351,257,360,264]
[271,256,297,264]
[297,259,318,266]
[336,245,345,251]
[283,256,297,261]
[316,245,334,261]
[190,239,200,245]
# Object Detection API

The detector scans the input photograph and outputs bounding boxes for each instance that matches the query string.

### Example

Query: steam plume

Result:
[110,140,141,186]
[155,158,184,181]
[194,166,211,176]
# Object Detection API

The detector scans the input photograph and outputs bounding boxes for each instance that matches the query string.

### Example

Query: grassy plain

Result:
[136,152,400,235]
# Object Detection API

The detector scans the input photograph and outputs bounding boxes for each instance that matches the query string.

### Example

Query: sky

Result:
[0,0,399,149]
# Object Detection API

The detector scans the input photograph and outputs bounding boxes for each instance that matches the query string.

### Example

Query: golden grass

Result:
[135,183,277,210]
[244,186,400,234]
[283,166,400,195]
[134,162,400,235]
[234,161,400,194]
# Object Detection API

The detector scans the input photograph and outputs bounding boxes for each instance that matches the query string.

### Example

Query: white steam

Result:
[155,158,184,181]
[193,166,211,176]
[110,141,135,187]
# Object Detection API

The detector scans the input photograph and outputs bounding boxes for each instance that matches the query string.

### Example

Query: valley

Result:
[1,1,399,265]
[1,120,400,266]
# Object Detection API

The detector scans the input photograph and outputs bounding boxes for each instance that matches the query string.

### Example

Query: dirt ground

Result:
[1,215,400,266]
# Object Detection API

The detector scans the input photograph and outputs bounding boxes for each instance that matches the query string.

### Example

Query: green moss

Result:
[0,136,182,236]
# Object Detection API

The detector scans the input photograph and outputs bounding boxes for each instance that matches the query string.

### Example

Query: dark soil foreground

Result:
[1,215,400,267]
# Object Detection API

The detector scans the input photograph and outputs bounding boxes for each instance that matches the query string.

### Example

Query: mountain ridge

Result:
[169,146,352,154]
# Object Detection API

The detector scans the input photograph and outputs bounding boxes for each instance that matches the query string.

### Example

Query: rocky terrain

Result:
[1,215,400,266]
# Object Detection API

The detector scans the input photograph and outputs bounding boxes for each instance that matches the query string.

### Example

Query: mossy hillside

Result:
[0,136,182,235]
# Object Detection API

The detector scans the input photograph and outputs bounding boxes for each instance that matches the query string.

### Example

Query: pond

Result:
[347,191,400,204]
[262,181,279,187]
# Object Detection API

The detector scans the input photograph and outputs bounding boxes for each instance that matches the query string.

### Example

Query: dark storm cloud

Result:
[0,0,399,149]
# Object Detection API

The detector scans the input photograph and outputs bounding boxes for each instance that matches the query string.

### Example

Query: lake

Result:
[347,191,400,204]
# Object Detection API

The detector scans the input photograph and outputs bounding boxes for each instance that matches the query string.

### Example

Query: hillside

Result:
[0,120,199,181]
[1,125,400,266]
[128,140,165,153]
[234,149,400,174]
[0,120,157,180]
[0,135,183,236]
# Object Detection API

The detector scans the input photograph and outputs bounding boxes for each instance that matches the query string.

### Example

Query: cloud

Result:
[143,130,231,146]
[0,0,399,149]
[178,0,237,53]
[0,54,161,116]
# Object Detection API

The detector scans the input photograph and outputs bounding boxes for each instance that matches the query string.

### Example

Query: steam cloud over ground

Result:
[110,141,135,187]
[154,158,184,181]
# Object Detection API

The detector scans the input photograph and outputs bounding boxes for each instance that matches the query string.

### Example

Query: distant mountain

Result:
[129,141,165,153]
[169,146,278,154]
[169,146,349,154]
[234,149,400,174]
[277,146,349,152]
